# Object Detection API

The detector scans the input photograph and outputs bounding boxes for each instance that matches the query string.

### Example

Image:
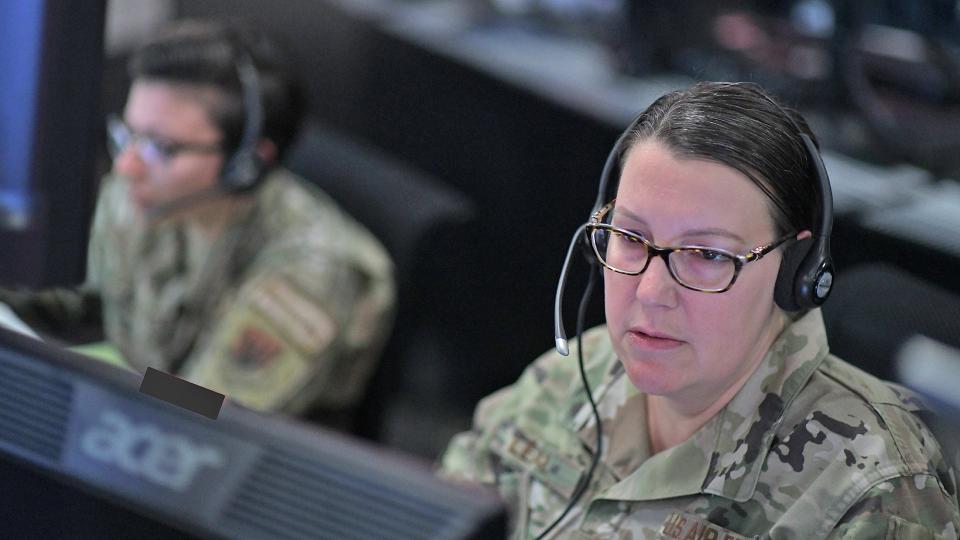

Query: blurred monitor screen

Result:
[0,328,506,539]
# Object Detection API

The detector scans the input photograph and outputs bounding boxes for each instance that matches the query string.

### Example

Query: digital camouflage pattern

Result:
[440,310,960,539]
[1,169,395,414]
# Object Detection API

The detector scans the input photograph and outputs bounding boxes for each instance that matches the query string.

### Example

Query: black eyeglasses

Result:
[106,115,222,165]
[587,201,796,293]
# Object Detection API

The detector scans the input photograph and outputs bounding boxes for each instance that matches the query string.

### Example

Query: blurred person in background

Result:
[439,82,960,539]
[0,19,395,425]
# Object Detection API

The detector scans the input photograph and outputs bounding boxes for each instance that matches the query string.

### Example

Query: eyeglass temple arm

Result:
[749,232,800,261]
[555,223,589,356]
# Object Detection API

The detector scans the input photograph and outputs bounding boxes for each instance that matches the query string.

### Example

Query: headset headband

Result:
[219,50,265,191]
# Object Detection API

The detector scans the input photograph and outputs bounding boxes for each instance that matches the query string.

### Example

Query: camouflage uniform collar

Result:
[701,309,830,501]
[570,329,639,468]
[573,363,650,481]
[576,309,830,503]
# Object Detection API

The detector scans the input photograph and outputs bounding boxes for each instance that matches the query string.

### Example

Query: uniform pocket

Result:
[526,472,587,538]
[885,515,947,540]
[491,427,588,538]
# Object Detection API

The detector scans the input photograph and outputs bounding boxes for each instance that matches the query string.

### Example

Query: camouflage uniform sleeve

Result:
[438,349,563,483]
[0,286,101,335]
[827,474,960,539]
[0,177,116,336]
[438,342,584,498]
[438,384,517,484]
[180,253,393,415]
[437,365,548,536]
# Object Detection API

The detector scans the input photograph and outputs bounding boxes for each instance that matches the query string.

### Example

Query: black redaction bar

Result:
[139,367,224,420]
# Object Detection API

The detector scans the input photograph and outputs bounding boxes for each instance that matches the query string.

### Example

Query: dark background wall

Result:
[0,0,105,289]
[7,0,958,458]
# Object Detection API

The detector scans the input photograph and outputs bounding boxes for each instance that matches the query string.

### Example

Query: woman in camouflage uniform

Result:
[440,82,960,539]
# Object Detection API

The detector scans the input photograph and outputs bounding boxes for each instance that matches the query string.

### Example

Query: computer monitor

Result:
[0,327,506,539]
[0,0,105,288]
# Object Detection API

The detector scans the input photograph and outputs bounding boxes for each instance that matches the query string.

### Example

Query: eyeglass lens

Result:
[106,118,168,164]
[591,227,737,291]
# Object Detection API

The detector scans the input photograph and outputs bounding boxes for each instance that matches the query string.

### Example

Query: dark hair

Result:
[127,18,304,159]
[620,81,820,237]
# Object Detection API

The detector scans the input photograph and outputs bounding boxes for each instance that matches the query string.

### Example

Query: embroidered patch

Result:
[493,429,584,500]
[247,276,336,354]
[344,294,384,347]
[230,326,283,370]
[660,512,751,540]
[187,309,310,410]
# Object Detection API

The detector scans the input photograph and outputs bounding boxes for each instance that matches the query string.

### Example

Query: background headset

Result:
[555,83,836,355]
[218,47,266,192]
[139,40,267,221]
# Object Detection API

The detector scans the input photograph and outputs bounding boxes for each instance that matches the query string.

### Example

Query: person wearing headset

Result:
[439,82,960,538]
[0,19,395,424]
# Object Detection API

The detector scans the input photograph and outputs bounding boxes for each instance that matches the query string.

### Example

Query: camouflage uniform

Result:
[440,310,960,539]
[1,169,395,415]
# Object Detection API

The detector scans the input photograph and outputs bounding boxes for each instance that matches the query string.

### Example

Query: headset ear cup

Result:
[774,236,813,311]
[221,151,262,191]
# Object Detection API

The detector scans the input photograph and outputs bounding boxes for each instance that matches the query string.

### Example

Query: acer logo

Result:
[79,410,225,491]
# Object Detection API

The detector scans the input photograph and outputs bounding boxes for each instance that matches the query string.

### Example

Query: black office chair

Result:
[822,262,960,383]
[284,119,478,443]
[822,263,960,481]
[897,335,960,484]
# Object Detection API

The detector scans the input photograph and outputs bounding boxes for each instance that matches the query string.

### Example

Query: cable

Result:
[535,264,603,539]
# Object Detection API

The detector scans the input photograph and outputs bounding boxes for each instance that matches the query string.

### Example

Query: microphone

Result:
[554,223,588,356]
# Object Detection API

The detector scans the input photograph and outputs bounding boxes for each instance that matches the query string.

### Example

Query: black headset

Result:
[136,30,268,222]
[554,83,835,355]
[218,48,265,192]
